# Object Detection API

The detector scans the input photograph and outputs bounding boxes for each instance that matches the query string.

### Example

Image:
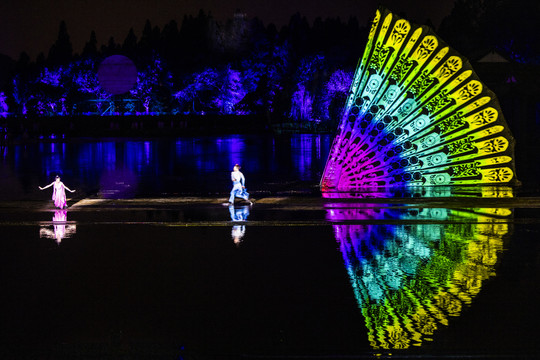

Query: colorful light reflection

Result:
[327,191,512,349]
[39,210,76,244]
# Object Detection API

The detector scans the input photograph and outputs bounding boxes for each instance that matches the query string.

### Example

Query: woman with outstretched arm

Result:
[39,175,75,209]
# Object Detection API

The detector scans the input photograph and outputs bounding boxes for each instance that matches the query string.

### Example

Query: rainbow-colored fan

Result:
[327,195,512,349]
[321,7,517,190]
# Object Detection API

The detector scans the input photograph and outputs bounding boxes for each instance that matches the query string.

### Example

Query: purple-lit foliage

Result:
[24,68,64,116]
[130,56,171,114]
[174,68,220,114]
[319,69,353,121]
[72,59,112,114]
[289,55,325,121]
[73,59,104,95]
[290,84,313,121]
[0,12,367,122]
[40,67,63,87]
[174,65,262,115]
[0,13,365,122]
[0,4,537,125]
[5,52,353,121]
[213,67,246,114]
[0,92,8,116]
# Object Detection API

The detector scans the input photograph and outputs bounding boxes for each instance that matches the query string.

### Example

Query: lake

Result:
[0,135,539,358]
[0,134,332,200]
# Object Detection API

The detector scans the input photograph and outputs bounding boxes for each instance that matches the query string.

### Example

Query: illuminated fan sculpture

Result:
[321,7,518,191]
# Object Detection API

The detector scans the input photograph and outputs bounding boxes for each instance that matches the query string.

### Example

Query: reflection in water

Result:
[99,167,138,198]
[322,186,515,200]
[0,134,332,198]
[327,191,512,349]
[229,205,250,246]
[39,210,76,244]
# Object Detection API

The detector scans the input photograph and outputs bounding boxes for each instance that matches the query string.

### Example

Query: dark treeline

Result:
[0,10,367,121]
[0,0,538,123]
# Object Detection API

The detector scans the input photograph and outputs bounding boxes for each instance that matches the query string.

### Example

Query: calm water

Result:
[0,135,539,358]
[0,134,332,200]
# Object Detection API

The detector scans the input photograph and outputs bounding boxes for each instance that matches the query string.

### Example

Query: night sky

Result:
[0,0,456,60]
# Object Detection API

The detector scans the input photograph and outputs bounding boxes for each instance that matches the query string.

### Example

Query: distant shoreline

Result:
[0,114,337,143]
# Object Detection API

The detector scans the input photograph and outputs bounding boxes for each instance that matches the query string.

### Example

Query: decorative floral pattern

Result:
[320,7,517,190]
[390,20,411,46]
[329,200,511,349]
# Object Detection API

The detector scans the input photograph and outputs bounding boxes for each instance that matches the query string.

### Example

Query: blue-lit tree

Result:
[233,41,290,116]
[174,66,248,115]
[213,67,246,114]
[289,84,313,120]
[130,56,172,114]
[12,75,31,115]
[174,68,219,114]
[318,69,352,122]
[23,66,69,116]
[4,4,533,126]
[72,60,100,94]
[0,92,8,116]
[71,58,111,114]
[289,55,325,121]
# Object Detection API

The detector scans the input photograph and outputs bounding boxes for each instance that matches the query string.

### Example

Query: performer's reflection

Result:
[39,209,76,244]
[229,205,250,246]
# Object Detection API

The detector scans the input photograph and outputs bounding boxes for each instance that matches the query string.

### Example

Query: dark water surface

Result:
[0,134,332,200]
[1,203,539,359]
[1,135,539,359]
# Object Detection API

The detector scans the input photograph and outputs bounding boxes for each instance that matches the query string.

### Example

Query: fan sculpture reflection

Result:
[321,7,517,190]
[326,193,512,349]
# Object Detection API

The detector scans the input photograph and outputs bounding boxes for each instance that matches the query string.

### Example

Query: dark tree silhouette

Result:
[101,37,120,56]
[438,0,539,63]
[82,31,98,58]
[481,0,540,64]
[47,21,73,65]
[138,19,162,59]
[160,20,180,63]
[4,4,537,125]
[122,28,138,58]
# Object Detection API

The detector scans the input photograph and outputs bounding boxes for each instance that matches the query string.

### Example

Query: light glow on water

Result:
[39,209,76,244]
[1,135,331,199]
[327,194,512,349]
